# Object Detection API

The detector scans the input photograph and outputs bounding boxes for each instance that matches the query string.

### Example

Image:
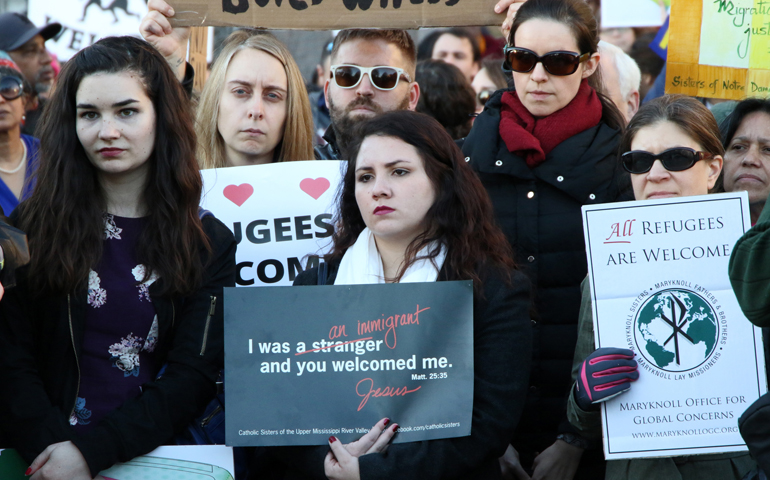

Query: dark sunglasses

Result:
[0,76,23,101]
[330,64,411,91]
[621,147,714,174]
[503,46,591,76]
[477,89,495,105]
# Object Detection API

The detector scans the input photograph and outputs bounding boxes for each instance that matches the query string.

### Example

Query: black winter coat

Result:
[462,89,630,457]
[268,260,533,480]
[0,215,237,476]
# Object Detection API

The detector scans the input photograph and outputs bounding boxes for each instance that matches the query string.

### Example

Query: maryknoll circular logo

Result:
[633,289,719,373]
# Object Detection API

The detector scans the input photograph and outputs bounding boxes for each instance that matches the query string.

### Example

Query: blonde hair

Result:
[196,30,315,168]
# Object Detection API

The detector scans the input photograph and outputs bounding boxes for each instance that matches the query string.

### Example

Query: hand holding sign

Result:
[140,0,190,81]
[495,0,527,38]
[574,347,638,411]
[324,418,397,480]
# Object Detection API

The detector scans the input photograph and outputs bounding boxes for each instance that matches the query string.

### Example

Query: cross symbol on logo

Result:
[660,294,696,365]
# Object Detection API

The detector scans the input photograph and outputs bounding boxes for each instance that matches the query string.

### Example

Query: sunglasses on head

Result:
[503,46,591,76]
[621,147,714,174]
[0,76,23,101]
[330,65,411,91]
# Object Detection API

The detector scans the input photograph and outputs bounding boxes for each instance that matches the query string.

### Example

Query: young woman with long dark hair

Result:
[271,110,532,479]
[0,36,236,480]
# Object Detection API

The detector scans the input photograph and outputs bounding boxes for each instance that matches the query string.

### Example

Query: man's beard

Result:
[328,94,410,155]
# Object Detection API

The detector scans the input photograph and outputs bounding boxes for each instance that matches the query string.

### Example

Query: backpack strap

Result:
[317,261,328,285]
[198,208,213,220]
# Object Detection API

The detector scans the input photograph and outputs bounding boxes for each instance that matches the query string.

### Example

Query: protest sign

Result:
[601,0,667,28]
[28,0,148,60]
[167,0,501,30]
[200,161,344,287]
[582,192,767,459]
[667,0,770,99]
[224,281,474,446]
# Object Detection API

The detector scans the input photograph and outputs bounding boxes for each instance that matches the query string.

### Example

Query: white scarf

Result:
[334,228,446,285]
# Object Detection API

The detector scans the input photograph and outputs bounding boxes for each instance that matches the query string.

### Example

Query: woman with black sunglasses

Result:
[0,62,38,215]
[567,95,756,480]
[461,0,627,478]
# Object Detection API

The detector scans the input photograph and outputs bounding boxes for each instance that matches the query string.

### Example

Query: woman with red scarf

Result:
[462,0,628,479]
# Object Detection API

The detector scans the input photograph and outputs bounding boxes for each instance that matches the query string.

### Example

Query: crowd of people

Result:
[0,0,768,479]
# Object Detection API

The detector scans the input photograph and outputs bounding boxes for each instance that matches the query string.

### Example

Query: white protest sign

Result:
[601,0,667,28]
[28,0,148,60]
[201,161,344,287]
[582,192,767,460]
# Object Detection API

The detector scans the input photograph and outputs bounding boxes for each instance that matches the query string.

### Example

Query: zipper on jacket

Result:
[200,404,222,427]
[67,294,82,419]
[171,300,176,328]
[200,295,216,356]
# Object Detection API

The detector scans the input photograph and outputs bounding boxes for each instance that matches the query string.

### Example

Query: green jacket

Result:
[567,278,754,480]
[729,199,770,326]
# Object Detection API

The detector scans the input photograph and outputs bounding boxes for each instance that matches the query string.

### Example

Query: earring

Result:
[21,115,25,121]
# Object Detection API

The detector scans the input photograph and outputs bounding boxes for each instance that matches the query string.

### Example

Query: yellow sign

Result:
[667,0,770,99]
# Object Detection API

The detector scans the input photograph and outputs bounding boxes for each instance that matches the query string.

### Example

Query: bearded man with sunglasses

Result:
[315,29,419,160]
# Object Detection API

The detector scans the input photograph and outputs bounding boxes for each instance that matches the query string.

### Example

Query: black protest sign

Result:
[168,0,501,29]
[224,280,473,446]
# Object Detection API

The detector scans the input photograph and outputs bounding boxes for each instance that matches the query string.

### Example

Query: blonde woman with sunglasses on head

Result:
[567,95,757,480]
[461,0,628,478]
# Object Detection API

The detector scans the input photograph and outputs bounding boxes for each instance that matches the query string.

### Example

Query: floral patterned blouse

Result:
[72,214,160,431]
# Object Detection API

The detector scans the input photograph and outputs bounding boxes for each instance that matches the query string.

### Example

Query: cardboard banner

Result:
[601,0,668,28]
[667,0,770,99]
[224,281,474,447]
[28,0,148,61]
[582,192,767,460]
[167,0,501,29]
[200,162,344,287]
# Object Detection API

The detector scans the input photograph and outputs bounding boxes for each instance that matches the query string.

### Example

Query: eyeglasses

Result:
[621,147,714,174]
[330,65,412,91]
[0,76,23,101]
[503,46,591,76]
[477,89,495,105]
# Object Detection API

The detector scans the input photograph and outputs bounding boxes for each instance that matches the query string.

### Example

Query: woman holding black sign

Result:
[567,95,754,479]
[269,110,532,479]
[0,36,237,479]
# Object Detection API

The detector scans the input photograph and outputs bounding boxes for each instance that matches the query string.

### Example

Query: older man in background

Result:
[599,40,641,124]
[0,13,61,135]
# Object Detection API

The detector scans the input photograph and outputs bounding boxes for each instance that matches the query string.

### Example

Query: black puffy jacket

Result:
[462,88,630,463]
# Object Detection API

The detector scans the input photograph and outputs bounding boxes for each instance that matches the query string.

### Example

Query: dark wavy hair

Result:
[19,36,208,296]
[415,60,476,140]
[332,110,516,290]
[509,0,625,130]
[720,98,770,148]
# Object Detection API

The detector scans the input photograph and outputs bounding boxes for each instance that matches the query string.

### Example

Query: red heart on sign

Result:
[223,184,254,207]
[300,177,331,200]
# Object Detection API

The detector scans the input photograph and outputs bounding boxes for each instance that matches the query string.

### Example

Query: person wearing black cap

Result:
[0,13,61,136]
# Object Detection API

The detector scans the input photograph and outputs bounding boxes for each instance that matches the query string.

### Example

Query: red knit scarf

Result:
[499,79,603,168]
